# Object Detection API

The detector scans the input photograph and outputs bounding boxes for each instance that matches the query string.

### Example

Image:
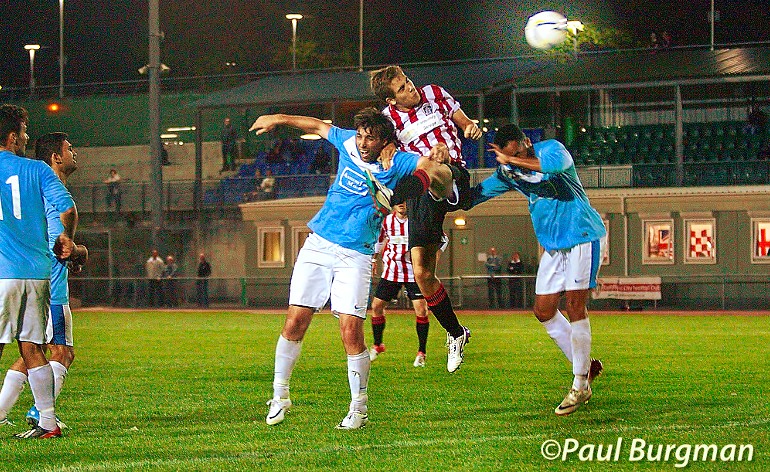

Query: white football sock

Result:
[50,361,68,400]
[0,369,27,420]
[542,310,573,363]
[347,350,370,414]
[273,335,302,399]
[27,364,56,431]
[570,318,592,390]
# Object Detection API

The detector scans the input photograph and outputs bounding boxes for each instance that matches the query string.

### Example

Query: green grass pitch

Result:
[0,310,768,471]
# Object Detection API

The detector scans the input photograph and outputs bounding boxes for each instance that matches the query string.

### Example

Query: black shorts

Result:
[374,278,423,301]
[407,164,471,249]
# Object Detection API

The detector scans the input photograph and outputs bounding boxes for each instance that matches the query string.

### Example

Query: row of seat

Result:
[570,122,769,166]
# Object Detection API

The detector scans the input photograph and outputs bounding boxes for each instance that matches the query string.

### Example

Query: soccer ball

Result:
[525,11,568,50]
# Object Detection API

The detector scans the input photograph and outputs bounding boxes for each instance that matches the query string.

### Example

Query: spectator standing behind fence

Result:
[104,169,122,213]
[485,247,503,308]
[507,251,525,308]
[220,117,238,172]
[145,249,165,307]
[163,255,178,307]
[261,169,275,198]
[196,253,212,308]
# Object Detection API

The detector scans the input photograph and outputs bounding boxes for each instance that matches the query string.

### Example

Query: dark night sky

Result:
[1,1,768,91]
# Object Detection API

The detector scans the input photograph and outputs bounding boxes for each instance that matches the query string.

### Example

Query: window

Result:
[684,219,716,264]
[258,226,285,268]
[643,219,674,264]
[292,225,312,265]
[752,219,770,263]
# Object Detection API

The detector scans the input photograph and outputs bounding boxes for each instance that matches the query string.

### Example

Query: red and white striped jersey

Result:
[377,213,414,283]
[383,84,466,167]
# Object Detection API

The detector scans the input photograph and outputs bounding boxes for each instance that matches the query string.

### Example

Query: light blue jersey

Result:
[0,150,74,279]
[307,126,419,255]
[472,139,605,251]
[46,201,69,304]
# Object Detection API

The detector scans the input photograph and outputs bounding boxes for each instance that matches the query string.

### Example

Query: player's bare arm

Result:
[489,139,542,172]
[249,114,332,140]
[54,206,79,259]
[451,109,482,140]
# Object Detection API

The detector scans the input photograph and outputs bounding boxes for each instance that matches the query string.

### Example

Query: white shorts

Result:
[536,237,607,295]
[0,279,51,344]
[46,304,74,347]
[289,233,372,319]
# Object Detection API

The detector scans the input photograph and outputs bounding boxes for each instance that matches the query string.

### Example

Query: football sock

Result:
[347,351,370,414]
[542,310,574,363]
[371,315,386,346]
[273,335,302,399]
[392,169,430,205]
[27,364,56,431]
[0,369,27,420]
[570,318,592,390]
[50,361,68,400]
[425,284,464,338]
[416,316,430,353]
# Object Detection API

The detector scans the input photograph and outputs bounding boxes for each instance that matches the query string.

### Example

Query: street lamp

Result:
[286,13,303,72]
[59,0,64,98]
[24,44,41,97]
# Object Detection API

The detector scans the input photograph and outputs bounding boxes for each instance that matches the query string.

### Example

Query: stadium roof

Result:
[189,45,770,109]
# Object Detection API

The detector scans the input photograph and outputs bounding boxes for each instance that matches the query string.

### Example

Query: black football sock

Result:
[425,284,463,338]
[416,318,430,353]
[372,316,385,346]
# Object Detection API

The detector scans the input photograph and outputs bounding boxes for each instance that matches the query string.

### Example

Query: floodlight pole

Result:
[358,0,364,71]
[59,0,65,98]
[149,0,164,248]
[709,0,715,51]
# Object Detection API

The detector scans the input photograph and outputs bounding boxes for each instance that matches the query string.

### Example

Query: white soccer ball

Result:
[525,11,568,50]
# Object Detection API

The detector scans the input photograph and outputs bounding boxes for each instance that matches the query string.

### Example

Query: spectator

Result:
[145,249,165,307]
[220,117,238,172]
[196,253,212,308]
[163,255,178,307]
[104,169,122,213]
[309,145,332,174]
[261,169,276,198]
[649,32,659,49]
[244,168,265,202]
[659,31,672,49]
[266,140,282,165]
[485,247,503,309]
[161,144,170,165]
[507,251,525,308]
[746,105,768,135]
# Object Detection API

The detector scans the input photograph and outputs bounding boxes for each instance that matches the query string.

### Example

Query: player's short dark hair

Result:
[369,65,404,102]
[34,132,68,166]
[494,124,526,148]
[0,104,30,145]
[353,107,396,143]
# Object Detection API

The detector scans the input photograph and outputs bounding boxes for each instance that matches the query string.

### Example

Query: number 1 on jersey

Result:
[0,175,22,220]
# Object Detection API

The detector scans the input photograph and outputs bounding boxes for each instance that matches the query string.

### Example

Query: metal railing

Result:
[68,160,770,216]
[69,274,769,310]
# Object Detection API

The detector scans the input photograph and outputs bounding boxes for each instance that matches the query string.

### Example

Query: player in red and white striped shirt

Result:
[370,65,479,373]
[369,203,447,367]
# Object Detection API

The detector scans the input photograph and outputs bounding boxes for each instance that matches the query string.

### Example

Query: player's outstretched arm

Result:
[489,139,542,172]
[249,114,331,140]
[452,109,482,140]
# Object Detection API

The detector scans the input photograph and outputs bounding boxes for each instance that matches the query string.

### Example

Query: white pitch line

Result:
[45,417,770,472]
